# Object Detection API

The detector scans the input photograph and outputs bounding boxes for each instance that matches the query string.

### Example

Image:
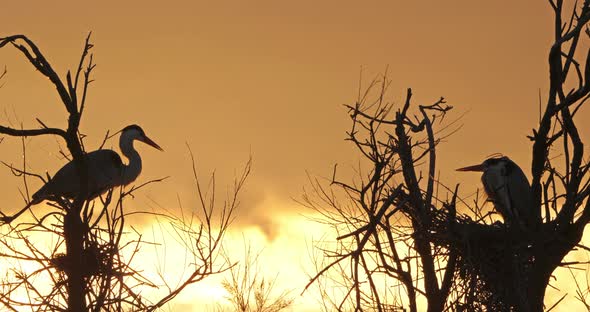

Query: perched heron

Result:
[457,156,532,226]
[1,124,163,223]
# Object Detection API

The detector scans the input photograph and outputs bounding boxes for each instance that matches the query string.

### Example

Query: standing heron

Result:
[0,124,163,223]
[457,156,532,226]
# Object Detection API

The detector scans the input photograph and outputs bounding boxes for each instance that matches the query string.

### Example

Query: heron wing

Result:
[482,167,514,221]
[505,161,533,224]
[33,150,124,201]
[85,150,124,197]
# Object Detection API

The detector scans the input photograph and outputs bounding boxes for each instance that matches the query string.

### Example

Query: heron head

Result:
[456,156,509,172]
[121,124,164,151]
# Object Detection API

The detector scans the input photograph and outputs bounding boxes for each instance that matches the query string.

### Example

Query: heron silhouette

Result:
[457,156,532,226]
[1,124,163,224]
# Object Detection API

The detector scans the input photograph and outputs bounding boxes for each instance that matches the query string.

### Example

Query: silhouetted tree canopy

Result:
[304,1,590,311]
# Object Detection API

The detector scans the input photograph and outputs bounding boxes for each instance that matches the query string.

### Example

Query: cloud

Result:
[231,186,282,241]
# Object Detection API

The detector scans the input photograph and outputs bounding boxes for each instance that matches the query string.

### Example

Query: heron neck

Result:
[120,137,142,185]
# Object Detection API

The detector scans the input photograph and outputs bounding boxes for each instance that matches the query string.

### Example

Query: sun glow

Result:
[2,1,590,310]
[116,200,333,311]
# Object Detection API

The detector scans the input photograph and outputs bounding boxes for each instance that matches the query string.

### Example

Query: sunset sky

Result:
[1,1,589,310]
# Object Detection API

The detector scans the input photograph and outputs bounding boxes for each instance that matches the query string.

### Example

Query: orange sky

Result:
[1,1,589,310]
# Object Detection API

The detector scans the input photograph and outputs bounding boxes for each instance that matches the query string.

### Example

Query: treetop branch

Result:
[0,125,66,138]
[0,35,74,113]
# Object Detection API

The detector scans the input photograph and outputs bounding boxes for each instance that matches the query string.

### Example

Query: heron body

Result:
[1,124,162,223]
[457,156,533,226]
[32,150,125,203]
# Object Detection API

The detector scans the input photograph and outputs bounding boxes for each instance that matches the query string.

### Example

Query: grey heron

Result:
[1,124,162,223]
[457,156,532,226]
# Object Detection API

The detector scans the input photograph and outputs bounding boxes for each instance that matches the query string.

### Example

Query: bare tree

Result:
[0,34,250,311]
[218,241,294,312]
[303,1,590,311]
[302,81,456,312]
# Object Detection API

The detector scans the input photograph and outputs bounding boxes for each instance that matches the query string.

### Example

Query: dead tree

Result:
[0,34,250,311]
[302,81,456,312]
[219,242,294,312]
[303,1,590,311]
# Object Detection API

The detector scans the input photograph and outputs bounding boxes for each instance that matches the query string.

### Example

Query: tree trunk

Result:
[65,211,86,312]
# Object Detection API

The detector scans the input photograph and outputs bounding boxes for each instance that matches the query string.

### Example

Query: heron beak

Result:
[142,135,164,151]
[456,163,485,172]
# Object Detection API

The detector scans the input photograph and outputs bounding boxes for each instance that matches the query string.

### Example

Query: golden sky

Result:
[1,1,589,310]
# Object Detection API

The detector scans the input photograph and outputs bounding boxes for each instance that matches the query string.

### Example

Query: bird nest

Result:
[50,242,121,280]
[429,211,535,311]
